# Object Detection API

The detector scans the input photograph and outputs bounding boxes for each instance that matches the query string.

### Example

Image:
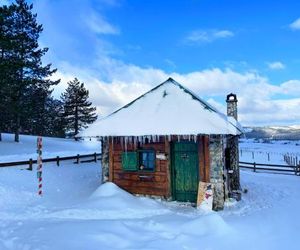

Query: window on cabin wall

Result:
[139,150,155,171]
[121,150,155,171]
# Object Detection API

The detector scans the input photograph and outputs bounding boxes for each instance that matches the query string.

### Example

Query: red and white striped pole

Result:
[37,136,43,196]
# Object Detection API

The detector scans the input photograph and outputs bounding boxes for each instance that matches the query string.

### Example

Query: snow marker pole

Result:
[37,136,43,196]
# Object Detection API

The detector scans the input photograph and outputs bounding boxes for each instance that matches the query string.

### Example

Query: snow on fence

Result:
[0,153,101,169]
[239,161,300,176]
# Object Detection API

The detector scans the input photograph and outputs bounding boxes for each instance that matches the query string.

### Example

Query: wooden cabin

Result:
[81,78,243,210]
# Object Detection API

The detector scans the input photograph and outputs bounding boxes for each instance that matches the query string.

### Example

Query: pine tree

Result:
[45,98,66,138]
[22,96,66,137]
[61,78,97,138]
[0,0,59,142]
[0,4,14,141]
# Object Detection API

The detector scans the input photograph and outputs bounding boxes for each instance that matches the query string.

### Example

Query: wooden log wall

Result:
[199,135,210,182]
[109,137,171,197]
[108,135,211,199]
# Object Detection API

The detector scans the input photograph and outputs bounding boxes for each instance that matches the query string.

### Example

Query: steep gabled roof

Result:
[80,78,243,137]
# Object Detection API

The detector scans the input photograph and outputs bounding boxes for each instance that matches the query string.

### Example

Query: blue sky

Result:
[4,0,300,126]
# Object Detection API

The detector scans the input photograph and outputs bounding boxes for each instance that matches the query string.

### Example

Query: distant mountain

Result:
[243,125,300,140]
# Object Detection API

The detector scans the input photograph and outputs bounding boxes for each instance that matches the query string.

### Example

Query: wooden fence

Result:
[283,154,299,166]
[239,161,300,175]
[0,152,102,170]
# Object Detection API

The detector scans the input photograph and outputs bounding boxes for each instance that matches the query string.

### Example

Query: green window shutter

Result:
[122,152,138,171]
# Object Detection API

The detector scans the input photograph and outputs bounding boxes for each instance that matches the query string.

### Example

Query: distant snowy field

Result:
[1,135,300,249]
[239,138,300,165]
[0,133,101,163]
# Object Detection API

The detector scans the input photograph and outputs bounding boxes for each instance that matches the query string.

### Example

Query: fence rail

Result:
[239,161,300,175]
[0,152,102,169]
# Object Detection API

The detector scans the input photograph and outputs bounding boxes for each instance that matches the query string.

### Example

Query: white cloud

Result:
[289,18,300,30]
[280,80,300,95]
[52,57,300,126]
[239,98,300,125]
[267,61,285,70]
[185,29,234,44]
[85,12,120,35]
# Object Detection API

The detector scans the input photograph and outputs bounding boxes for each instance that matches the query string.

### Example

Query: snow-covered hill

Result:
[0,136,300,249]
[244,125,300,140]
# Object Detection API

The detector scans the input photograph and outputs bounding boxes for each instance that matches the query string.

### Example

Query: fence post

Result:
[77,154,80,164]
[94,152,97,162]
[253,162,256,172]
[56,156,60,167]
[252,152,254,159]
[28,158,33,171]
[240,149,243,157]
[267,153,270,162]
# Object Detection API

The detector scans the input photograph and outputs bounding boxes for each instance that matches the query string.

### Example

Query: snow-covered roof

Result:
[80,78,243,137]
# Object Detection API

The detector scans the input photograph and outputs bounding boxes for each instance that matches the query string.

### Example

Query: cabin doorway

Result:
[171,142,199,202]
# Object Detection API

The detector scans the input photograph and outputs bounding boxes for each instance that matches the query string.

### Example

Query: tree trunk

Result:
[0,133,2,141]
[74,105,78,141]
[14,113,20,142]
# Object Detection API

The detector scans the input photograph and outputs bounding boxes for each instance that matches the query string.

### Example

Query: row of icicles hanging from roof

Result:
[97,135,198,149]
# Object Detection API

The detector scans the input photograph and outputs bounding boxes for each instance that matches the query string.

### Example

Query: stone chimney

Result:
[226,93,238,120]
[225,93,241,195]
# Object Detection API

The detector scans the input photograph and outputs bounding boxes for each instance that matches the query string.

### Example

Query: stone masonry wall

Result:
[227,136,240,191]
[209,136,225,211]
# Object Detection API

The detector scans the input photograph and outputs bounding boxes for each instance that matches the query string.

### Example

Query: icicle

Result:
[120,137,124,150]
[188,134,191,141]
[124,136,128,152]
[135,136,138,148]
[194,134,197,143]
[168,135,171,142]
[177,135,180,142]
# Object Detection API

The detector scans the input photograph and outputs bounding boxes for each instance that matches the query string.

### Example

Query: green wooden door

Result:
[172,142,199,202]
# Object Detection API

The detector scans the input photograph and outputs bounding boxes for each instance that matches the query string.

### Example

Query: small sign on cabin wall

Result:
[197,181,214,211]
[156,153,167,160]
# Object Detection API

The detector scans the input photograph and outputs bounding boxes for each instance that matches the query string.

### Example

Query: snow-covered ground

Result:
[1,136,300,249]
[0,133,101,163]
